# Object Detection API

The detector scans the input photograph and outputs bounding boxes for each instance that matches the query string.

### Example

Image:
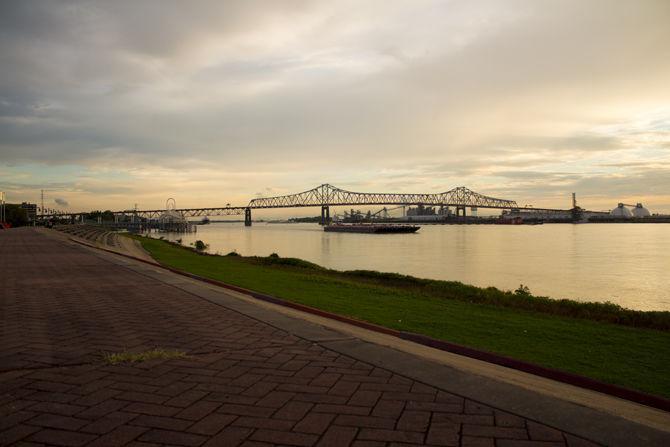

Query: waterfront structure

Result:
[20,202,37,222]
[156,198,194,232]
[611,203,633,218]
[610,203,652,219]
[632,203,651,218]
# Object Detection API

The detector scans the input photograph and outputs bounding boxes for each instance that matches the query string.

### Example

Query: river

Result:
[157,222,670,311]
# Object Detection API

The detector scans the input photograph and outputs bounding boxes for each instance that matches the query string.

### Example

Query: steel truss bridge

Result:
[44,183,565,226]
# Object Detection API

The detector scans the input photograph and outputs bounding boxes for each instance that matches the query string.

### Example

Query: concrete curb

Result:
[69,236,670,413]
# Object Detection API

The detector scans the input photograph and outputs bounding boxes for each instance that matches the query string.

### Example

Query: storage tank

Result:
[632,203,651,218]
[610,203,632,218]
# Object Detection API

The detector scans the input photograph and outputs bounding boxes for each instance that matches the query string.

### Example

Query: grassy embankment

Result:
[132,235,670,399]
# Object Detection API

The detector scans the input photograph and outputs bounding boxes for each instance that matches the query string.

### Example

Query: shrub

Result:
[514,284,532,297]
[194,240,208,251]
[262,255,324,269]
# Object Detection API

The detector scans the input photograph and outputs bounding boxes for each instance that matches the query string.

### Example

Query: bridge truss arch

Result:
[247,184,518,209]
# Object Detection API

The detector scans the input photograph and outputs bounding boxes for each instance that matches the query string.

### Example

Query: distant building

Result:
[610,203,633,218]
[405,205,452,217]
[407,204,436,216]
[20,202,37,221]
[631,203,651,217]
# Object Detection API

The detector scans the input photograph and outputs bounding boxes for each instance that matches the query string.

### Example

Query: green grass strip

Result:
[132,236,670,399]
[102,348,186,365]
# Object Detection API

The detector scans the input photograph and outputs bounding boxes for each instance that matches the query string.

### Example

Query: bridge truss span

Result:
[129,207,246,220]
[248,184,518,209]
[43,183,526,225]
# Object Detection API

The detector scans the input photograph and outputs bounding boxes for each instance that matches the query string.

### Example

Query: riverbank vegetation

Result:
[131,235,670,398]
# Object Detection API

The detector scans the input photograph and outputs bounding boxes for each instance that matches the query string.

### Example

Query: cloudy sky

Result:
[1,0,669,214]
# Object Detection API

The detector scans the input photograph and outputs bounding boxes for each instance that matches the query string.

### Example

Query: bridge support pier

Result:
[244,208,252,227]
[455,206,466,218]
[320,206,330,225]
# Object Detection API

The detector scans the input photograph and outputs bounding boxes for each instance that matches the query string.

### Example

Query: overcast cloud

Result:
[1,0,669,213]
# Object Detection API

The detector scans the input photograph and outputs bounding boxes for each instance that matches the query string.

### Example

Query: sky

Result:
[1,0,669,215]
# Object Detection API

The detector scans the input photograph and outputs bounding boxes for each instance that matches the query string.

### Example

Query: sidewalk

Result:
[1,228,668,446]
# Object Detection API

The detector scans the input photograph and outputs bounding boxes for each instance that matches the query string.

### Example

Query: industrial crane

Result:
[370,205,407,219]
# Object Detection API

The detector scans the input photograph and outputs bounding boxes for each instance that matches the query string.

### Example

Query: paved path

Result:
[0,228,665,446]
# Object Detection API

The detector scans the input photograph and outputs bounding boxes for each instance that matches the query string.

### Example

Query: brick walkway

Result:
[0,228,600,446]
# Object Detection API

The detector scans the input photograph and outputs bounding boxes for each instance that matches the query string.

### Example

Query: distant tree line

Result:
[288,216,321,223]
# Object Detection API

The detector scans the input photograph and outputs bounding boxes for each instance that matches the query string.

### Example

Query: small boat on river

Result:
[324,223,420,234]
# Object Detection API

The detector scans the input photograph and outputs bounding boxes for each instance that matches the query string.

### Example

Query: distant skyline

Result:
[1,0,669,215]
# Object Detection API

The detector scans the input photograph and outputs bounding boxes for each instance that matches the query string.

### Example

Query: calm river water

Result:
[159,223,670,311]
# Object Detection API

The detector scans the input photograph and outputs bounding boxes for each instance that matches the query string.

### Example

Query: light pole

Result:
[0,191,5,224]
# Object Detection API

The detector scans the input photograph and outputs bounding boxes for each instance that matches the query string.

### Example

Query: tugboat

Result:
[199,216,211,225]
[324,223,419,234]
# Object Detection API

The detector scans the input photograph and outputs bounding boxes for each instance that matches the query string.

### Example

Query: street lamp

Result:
[0,191,5,224]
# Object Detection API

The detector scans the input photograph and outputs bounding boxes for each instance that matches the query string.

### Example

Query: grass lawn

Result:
[102,348,187,365]
[133,235,670,399]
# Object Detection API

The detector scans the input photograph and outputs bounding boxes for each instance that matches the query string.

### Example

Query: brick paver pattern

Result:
[0,229,599,446]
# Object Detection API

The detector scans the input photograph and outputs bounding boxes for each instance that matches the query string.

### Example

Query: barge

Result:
[324,223,420,234]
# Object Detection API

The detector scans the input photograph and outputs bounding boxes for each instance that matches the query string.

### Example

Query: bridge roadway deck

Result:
[1,228,668,446]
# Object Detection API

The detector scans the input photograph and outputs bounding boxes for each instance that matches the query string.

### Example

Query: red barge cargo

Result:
[324,223,420,234]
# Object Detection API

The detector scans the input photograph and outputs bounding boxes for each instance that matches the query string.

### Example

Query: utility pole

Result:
[41,189,44,217]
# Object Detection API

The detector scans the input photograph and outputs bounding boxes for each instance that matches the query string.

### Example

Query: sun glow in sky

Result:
[1,0,669,215]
